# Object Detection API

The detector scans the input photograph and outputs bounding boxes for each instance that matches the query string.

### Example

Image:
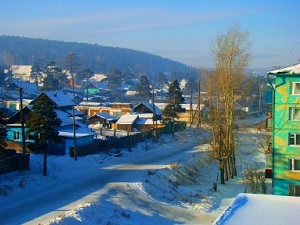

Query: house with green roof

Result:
[267,63,300,196]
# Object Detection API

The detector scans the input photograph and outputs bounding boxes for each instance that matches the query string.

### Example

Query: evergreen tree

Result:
[43,61,68,90]
[26,94,62,153]
[30,59,44,91]
[162,80,185,123]
[102,68,124,101]
[103,68,124,90]
[156,72,168,88]
[135,75,151,100]
[42,75,60,91]
[0,111,8,153]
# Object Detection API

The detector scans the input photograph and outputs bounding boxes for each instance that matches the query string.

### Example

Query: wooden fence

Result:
[0,150,30,175]
[70,122,186,157]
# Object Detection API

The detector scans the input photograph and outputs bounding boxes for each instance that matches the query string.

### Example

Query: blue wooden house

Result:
[6,90,95,156]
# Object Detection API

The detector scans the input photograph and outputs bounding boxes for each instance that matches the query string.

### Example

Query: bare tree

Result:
[206,23,251,184]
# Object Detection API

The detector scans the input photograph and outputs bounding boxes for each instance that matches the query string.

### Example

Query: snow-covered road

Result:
[0,130,216,224]
[0,127,269,225]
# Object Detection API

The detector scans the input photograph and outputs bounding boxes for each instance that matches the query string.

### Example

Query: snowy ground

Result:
[0,119,271,225]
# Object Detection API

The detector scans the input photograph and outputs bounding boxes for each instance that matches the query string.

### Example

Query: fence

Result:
[70,122,186,157]
[0,150,30,175]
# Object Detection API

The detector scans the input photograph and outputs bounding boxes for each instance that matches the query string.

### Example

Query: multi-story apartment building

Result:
[267,63,300,196]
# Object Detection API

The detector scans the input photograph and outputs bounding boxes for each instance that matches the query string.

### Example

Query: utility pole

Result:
[65,52,79,161]
[198,80,201,128]
[189,90,193,125]
[19,87,26,154]
[152,85,156,138]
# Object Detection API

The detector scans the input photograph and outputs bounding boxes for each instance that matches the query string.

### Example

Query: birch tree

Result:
[208,23,251,184]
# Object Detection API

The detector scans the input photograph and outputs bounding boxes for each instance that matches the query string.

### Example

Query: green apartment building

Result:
[267,63,300,196]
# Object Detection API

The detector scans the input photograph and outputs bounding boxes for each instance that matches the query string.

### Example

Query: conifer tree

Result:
[135,75,151,101]
[162,80,185,123]
[30,60,44,91]
[26,94,62,153]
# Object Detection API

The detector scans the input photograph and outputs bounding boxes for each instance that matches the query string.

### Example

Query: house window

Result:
[288,184,300,196]
[113,111,122,118]
[290,108,300,120]
[14,131,20,140]
[289,159,300,171]
[292,82,300,94]
[289,134,300,145]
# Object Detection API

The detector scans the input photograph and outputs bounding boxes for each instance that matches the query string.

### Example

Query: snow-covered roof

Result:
[125,90,137,96]
[55,110,73,126]
[181,103,205,111]
[58,120,95,138]
[11,65,31,76]
[135,118,163,125]
[79,101,101,107]
[268,63,300,75]
[135,102,161,115]
[43,90,75,107]
[13,81,39,96]
[135,113,154,118]
[94,82,109,90]
[214,193,300,225]
[96,112,118,121]
[116,114,139,124]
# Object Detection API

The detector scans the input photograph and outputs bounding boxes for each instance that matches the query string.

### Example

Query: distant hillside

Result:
[0,35,191,75]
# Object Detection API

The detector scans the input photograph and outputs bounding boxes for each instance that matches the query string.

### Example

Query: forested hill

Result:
[0,35,191,74]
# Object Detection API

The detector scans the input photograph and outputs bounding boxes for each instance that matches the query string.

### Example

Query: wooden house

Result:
[87,112,118,129]
[6,90,95,156]
[114,114,139,132]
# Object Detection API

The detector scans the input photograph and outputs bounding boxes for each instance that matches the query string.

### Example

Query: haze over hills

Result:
[0,35,193,76]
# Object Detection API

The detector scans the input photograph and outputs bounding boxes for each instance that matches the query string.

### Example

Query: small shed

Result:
[87,112,118,129]
[114,114,139,132]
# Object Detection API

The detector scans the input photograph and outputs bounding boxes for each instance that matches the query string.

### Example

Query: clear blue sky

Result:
[0,0,299,69]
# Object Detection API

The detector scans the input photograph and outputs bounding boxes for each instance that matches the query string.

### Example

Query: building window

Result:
[113,111,122,118]
[289,159,300,171]
[289,133,300,145]
[288,184,300,196]
[290,108,300,120]
[292,82,300,94]
[14,131,20,140]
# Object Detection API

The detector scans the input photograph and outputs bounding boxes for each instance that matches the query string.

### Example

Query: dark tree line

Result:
[0,35,191,75]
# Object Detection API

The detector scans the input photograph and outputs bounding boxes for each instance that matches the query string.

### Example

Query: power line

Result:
[274,41,300,66]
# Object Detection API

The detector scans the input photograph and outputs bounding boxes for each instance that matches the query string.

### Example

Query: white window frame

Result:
[289,159,300,171]
[290,108,300,121]
[291,82,300,95]
[289,133,300,146]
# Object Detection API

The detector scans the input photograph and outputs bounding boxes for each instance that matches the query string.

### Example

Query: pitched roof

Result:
[134,102,162,115]
[268,63,300,75]
[40,90,75,107]
[116,114,139,124]
[96,112,118,120]
[88,112,118,121]
[58,120,95,138]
